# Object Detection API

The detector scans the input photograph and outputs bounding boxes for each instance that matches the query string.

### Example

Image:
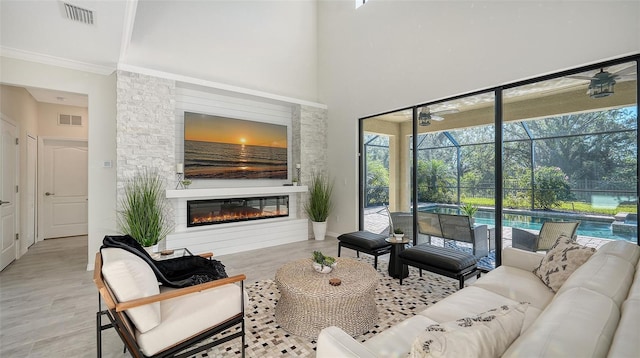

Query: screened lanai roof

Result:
[411,106,637,150]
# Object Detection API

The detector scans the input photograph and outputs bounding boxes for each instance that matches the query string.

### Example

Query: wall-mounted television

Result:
[184,112,288,179]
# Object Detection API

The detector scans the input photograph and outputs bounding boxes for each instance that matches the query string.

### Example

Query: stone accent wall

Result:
[298,105,329,235]
[299,105,328,183]
[116,70,176,201]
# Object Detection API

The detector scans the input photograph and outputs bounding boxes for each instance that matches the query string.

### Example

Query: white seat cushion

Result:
[472,265,554,310]
[503,287,619,358]
[410,303,528,358]
[363,315,438,357]
[556,253,635,307]
[418,286,542,335]
[101,248,161,333]
[594,240,640,264]
[607,298,640,357]
[136,283,243,356]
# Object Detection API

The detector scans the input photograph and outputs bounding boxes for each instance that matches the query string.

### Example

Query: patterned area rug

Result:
[198,259,458,357]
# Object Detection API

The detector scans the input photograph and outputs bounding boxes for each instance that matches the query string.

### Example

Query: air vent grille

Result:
[63,3,94,25]
[59,114,83,126]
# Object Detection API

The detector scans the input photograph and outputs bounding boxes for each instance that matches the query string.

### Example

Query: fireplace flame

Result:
[191,210,288,225]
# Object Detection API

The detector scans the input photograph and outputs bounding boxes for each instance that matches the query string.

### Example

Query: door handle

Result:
[0,200,10,205]
[45,192,55,196]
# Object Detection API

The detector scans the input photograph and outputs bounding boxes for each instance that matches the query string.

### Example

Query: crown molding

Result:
[117,63,327,109]
[0,47,115,75]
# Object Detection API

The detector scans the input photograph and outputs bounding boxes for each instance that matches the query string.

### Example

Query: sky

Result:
[184,112,287,148]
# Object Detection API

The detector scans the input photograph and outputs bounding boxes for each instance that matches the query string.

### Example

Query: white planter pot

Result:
[311,221,327,240]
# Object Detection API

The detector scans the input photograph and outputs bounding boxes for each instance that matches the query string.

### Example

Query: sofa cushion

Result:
[594,239,640,264]
[399,244,477,272]
[337,231,390,250]
[101,248,161,333]
[136,282,243,356]
[533,235,596,292]
[418,286,541,333]
[410,303,528,358]
[607,298,640,357]
[503,287,619,358]
[472,265,554,310]
[556,253,634,307]
[363,315,438,357]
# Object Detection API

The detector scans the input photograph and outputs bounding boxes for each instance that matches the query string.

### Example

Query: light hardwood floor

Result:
[0,235,367,357]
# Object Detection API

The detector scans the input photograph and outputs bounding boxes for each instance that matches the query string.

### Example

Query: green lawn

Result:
[461,197,637,216]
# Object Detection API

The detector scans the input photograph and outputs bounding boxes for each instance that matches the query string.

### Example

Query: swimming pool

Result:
[421,206,637,242]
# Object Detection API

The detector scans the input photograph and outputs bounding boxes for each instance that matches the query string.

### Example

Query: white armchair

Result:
[94,248,246,357]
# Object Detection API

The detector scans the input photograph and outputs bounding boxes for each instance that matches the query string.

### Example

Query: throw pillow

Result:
[410,303,528,358]
[533,234,596,292]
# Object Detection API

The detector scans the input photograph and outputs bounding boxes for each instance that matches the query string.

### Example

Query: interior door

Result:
[40,139,88,239]
[1,118,18,271]
[25,134,37,249]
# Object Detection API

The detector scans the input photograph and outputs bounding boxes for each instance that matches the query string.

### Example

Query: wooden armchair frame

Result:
[93,252,246,358]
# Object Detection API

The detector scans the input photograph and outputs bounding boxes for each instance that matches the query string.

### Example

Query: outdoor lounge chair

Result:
[511,221,579,252]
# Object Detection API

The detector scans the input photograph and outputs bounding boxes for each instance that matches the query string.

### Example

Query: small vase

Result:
[393,234,404,240]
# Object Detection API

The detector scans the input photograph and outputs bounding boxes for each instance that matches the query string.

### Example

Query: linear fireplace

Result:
[187,195,289,227]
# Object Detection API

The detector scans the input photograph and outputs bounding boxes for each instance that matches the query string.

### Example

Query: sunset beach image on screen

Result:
[184,112,288,179]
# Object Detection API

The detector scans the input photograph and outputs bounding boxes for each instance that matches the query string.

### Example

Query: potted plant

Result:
[460,202,478,226]
[118,169,173,252]
[393,228,404,240]
[291,178,299,186]
[312,250,336,273]
[304,172,334,240]
[181,179,192,189]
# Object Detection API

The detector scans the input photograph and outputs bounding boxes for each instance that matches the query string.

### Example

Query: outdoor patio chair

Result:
[390,211,414,241]
[438,213,489,258]
[417,212,443,244]
[94,248,246,357]
[511,221,579,252]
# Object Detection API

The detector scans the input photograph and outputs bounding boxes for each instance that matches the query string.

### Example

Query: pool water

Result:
[423,207,637,242]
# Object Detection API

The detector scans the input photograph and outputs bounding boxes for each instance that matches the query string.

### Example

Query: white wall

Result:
[1,57,117,269]
[125,0,318,101]
[36,103,88,139]
[317,1,640,235]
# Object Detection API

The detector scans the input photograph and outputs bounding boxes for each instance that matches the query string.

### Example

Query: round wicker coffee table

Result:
[274,257,379,338]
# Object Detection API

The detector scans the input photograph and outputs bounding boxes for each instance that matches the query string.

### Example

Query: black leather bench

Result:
[337,231,391,269]
[398,244,480,289]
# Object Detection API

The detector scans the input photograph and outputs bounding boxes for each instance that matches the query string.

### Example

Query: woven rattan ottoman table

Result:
[274,257,379,338]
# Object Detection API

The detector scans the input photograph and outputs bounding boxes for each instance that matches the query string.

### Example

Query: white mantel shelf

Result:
[166,185,308,199]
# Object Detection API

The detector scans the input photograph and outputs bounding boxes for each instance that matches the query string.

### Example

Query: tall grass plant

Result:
[118,169,173,247]
[304,172,334,222]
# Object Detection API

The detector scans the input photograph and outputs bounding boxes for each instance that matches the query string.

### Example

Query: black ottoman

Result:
[399,244,479,289]
[337,231,391,269]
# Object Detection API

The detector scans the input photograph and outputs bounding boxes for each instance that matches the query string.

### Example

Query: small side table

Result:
[385,237,410,279]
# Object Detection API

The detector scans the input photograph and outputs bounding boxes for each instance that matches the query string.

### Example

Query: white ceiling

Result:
[0,1,637,110]
[1,0,133,106]
[1,0,319,105]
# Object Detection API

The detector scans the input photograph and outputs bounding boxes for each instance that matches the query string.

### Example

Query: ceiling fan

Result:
[567,65,636,99]
[418,107,459,126]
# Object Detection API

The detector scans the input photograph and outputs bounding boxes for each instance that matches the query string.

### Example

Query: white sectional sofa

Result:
[316,240,640,357]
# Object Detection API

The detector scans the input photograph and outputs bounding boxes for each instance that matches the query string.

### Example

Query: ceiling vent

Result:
[63,2,94,25]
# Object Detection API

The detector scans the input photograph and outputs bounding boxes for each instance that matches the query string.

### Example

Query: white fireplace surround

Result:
[165,186,309,256]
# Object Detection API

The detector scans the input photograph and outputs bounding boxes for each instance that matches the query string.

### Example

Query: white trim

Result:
[119,0,138,64]
[117,63,327,109]
[166,186,308,199]
[0,46,115,75]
